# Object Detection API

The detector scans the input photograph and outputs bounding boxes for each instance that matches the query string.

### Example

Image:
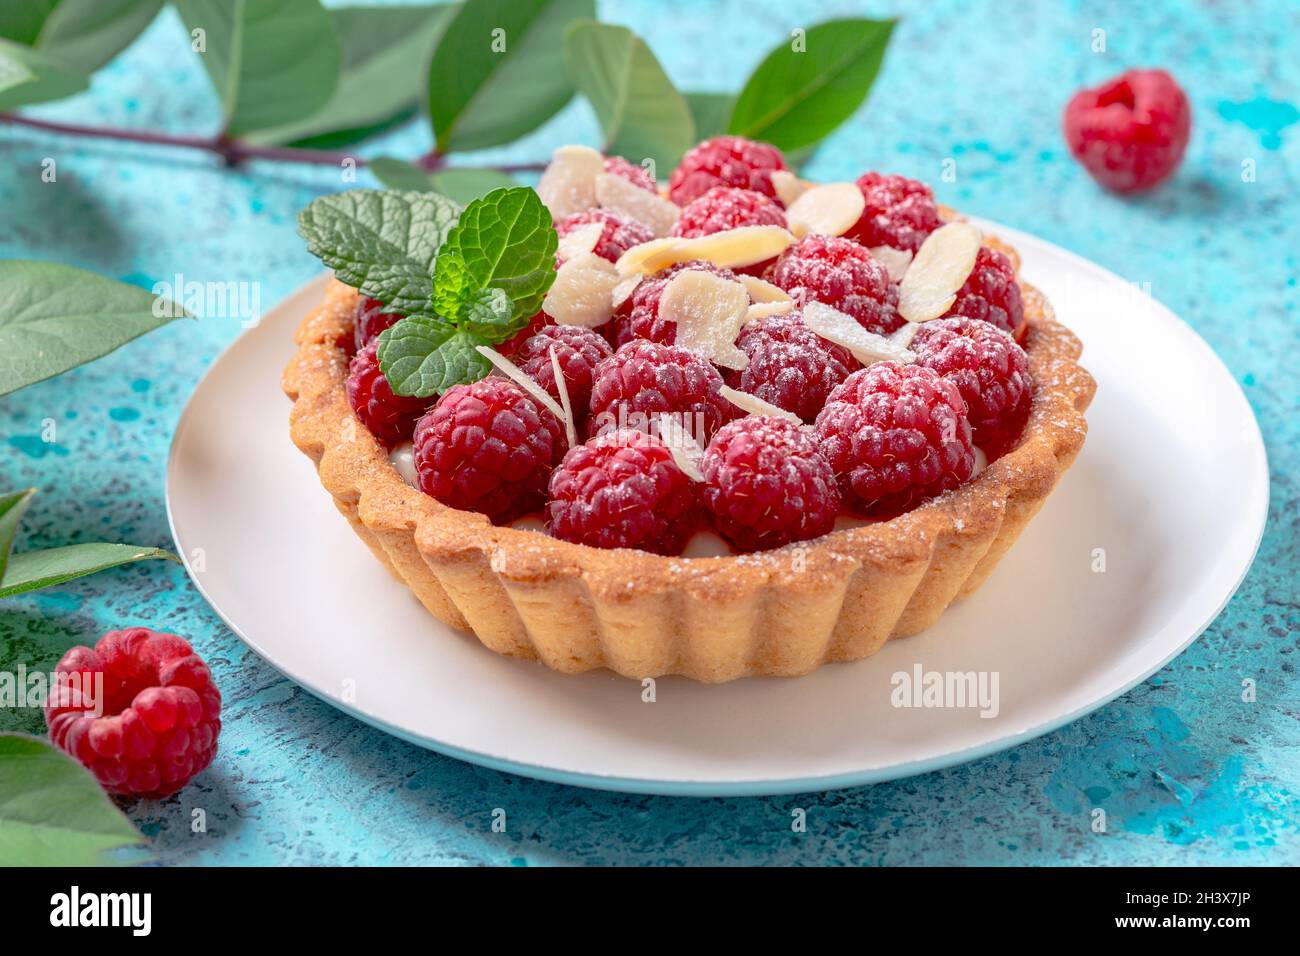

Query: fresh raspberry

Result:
[556,207,654,263]
[701,416,840,552]
[671,186,787,238]
[943,246,1024,338]
[413,376,567,524]
[498,310,554,356]
[607,260,740,349]
[846,172,942,252]
[766,234,902,335]
[725,311,859,422]
[603,154,656,192]
[353,296,404,353]
[346,340,430,447]
[515,324,614,421]
[667,135,788,207]
[912,317,1033,460]
[546,429,701,554]
[1063,69,1191,193]
[814,362,974,518]
[45,627,221,798]
[587,340,734,444]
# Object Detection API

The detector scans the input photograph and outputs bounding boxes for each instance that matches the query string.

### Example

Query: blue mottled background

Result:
[2,0,1297,865]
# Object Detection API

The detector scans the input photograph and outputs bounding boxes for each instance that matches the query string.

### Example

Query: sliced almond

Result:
[595,171,680,237]
[611,272,641,309]
[653,416,705,482]
[744,300,793,324]
[890,321,921,350]
[614,237,680,276]
[542,252,619,328]
[647,225,795,274]
[474,346,569,439]
[547,345,578,448]
[898,222,982,323]
[802,301,916,365]
[738,274,791,303]
[657,270,750,371]
[536,145,603,221]
[771,170,809,207]
[556,221,604,261]
[868,245,913,283]
[784,182,865,238]
[719,385,802,423]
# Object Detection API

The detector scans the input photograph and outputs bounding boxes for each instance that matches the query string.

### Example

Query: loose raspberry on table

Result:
[943,246,1024,337]
[603,154,656,192]
[912,317,1033,460]
[766,234,903,335]
[45,627,221,798]
[671,186,788,238]
[846,172,942,252]
[587,340,734,444]
[701,416,840,552]
[556,207,655,263]
[1063,68,1191,193]
[515,324,614,421]
[546,429,702,554]
[667,135,788,207]
[353,296,404,353]
[498,310,553,357]
[413,376,567,524]
[814,362,975,518]
[346,340,431,447]
[607,260,741,349]
[726,311,859,422]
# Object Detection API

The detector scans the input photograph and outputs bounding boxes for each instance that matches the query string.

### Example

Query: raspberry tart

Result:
[285,137,1094,682]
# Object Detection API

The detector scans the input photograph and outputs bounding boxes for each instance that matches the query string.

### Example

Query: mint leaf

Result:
[0,543,178,598]
[434,186,557,328]
[0,36,87,109]
[297,189,460,315]
[369,157,519,206]
[563,20,695,171]
[727,18,896,152]
[377,317,490,397]
[0,488,36,584]
[0,733,150,866]
[458,287,513,339]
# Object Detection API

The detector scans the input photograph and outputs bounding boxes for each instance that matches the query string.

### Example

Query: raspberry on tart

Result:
[726,311,860,422]
[700,415,840,552]
[346,340,430,447]
[912,317,1032,460]
[498,310,554,356]
[45,627,221,798]
[814,362,975,518]
[607,260,742,349]
[846,172,942,252]
[353,296,404,353]
[1063,68,1191,193]
[671,186,788,238]
[515,324,614,423]
[587,340,734,444]
[603,154,656,192]
[766,233,903,335]
[943,246,1024,338]
[546,429,702,554]
[556,207,655,263]
[667,135,788,207]
[413,376,567,524]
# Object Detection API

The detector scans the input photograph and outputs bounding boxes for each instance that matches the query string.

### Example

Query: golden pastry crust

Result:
[283,241,1094,682]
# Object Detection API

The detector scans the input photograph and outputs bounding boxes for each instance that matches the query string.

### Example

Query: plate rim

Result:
[165,223,1270,797]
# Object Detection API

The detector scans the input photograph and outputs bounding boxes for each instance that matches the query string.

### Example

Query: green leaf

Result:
[0,261,186,396]
[727,18,896,152]
[243,3,455,147]
[173,0,341,138]
[377,317,489,397]
[37,0,162,73]
[0,1,59,46]
[684,91,735,142]
[0,733,149,866]
[0,489,36,584]
[427,0,593,153]
[0,543,178,598]
[457,286,512,338]
[434,186,557,327]
[0,36,86,110]
[369,157,519,206]
[563,20,694,171]
[296,189,460,315]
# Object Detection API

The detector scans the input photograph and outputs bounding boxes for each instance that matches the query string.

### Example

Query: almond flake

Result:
[542,252,619,327]
[474,346,568,436]
[536,145,603,221]
[802,301,916,365]
[738,274,791,303]
[784,182,865,238]
[595,172,680,237]
[744,300,793,323]
[611,273,641,309]
[868,245,913,283]
[548,345,578,448]
[657,270,750,370]
[771,170,809,207]
[719,385,802,423]
[650,225,795,273]
[652,416,705,483]
[898,222,982,323]
[556,221,604,261]
[890,321,921,350]
[614,237,680,276]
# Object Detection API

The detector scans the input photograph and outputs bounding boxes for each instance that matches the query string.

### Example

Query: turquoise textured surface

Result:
[1,0,1297,865]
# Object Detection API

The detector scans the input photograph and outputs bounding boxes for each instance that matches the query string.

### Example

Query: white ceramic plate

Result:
[166,222,1268,796]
